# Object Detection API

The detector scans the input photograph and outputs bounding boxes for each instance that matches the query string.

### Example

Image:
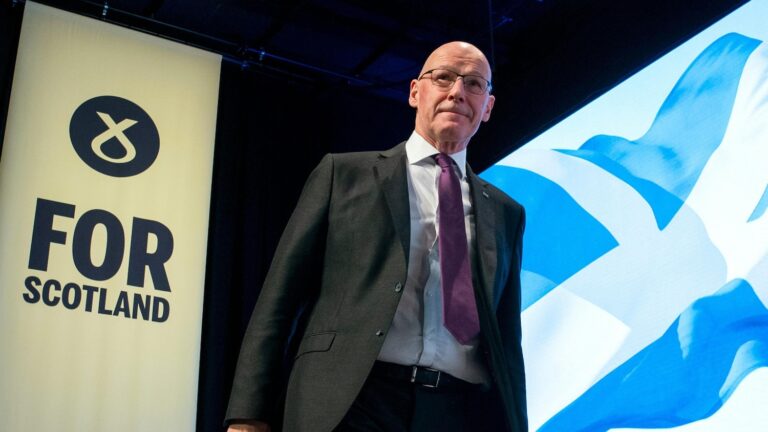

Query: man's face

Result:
[409,42,495,154]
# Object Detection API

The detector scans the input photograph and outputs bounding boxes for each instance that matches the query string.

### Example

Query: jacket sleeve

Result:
[225,154,334,424]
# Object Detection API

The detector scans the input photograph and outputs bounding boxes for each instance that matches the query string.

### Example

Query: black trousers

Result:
[333,364,507,432]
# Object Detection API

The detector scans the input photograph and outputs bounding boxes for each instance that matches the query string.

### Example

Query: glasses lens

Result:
[426,69,489,95]
[430,69,458,87]
[462,76,487,95]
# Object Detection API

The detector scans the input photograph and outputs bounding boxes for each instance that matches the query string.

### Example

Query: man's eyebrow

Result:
[432,65,487,77]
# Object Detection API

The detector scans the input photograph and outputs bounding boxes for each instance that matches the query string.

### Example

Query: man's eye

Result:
[465,78,484,91]
[433,71,454,82]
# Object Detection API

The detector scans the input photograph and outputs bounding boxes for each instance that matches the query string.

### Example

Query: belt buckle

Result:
[411,365,441,388]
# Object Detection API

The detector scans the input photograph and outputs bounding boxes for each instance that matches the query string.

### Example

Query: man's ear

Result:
[482,94,495,122]
[409,79,419,109]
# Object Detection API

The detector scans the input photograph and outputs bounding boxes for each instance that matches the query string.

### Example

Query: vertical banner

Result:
[0,2,220,431]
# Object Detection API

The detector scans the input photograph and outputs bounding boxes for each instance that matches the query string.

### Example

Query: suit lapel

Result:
[468,167,500,309]
[374,143,410,267]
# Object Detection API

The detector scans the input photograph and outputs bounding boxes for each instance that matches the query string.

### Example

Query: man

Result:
[226,41,527,432]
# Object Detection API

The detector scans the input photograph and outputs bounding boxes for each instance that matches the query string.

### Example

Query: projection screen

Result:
[481,1,768,430]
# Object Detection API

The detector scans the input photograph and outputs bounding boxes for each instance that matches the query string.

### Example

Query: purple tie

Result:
[434,153,480,344]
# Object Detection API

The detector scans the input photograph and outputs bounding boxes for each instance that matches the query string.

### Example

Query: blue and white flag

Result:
[482,2,768,430]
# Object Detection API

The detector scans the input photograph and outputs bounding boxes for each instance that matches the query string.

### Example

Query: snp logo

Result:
[69,96,159,177]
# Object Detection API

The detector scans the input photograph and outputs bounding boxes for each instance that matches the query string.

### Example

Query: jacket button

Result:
[394,282,403,293]
[375,330,384,337]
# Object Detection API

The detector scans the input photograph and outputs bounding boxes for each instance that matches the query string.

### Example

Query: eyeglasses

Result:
[418,68,492,95]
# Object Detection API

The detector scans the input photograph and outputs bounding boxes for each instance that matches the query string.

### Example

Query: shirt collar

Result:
[405,131,468,179]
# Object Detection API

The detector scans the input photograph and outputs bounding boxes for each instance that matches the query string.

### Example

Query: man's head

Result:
[409,41,495,154]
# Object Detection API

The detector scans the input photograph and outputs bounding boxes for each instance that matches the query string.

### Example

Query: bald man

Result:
[226,42,527,432]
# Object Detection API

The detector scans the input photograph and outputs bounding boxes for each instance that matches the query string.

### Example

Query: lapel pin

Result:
[482,191,490,199]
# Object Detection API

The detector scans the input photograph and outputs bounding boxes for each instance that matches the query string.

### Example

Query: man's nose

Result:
[447,78,466,101]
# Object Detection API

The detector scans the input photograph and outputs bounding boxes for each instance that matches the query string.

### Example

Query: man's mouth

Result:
[437,107,470,118]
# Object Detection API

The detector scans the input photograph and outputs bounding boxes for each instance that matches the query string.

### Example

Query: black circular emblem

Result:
[69,96,159,177]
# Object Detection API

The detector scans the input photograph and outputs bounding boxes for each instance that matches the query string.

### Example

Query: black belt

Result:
[371,361,482,391]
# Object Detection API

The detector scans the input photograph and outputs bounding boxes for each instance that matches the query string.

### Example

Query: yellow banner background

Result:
[0,2,220,430]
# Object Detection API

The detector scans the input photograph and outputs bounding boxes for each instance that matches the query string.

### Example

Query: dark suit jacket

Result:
[226,142,527,431]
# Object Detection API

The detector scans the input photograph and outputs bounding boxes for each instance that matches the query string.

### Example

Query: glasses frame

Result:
[417,68,493,95]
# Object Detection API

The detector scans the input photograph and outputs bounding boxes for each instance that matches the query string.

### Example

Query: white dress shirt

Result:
[377,131,490,385]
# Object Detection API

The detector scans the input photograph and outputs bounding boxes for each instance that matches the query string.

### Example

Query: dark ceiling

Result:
[3,0,750,169]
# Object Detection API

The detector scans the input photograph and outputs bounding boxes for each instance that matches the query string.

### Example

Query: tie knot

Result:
[434,153,453,169]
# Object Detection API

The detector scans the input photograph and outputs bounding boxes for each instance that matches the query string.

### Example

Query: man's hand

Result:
[227,421,271,432]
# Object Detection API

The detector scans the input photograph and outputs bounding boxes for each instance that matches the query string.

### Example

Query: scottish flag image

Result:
[482,2,768,430]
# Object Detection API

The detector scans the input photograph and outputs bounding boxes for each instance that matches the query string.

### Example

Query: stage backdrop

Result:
[482,0,768,430]
[0,2,220,430]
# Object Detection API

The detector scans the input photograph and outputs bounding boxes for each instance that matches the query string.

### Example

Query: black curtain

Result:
[0,3,23,154]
